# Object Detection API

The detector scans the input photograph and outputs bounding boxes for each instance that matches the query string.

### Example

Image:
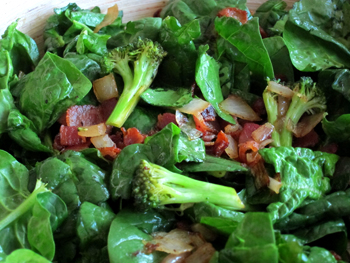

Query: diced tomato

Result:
[213,131,229,157]
[66,105,103,127]
[98,146,121,159]
[157,113,177,130]
[238,123,260,144]
[293,129,319,148]
[100,98,118,122]
[59,125,86,146]
[201,105,216,122]
[110,131,125,149]
[122,127,146,146]
[217,7,248,24]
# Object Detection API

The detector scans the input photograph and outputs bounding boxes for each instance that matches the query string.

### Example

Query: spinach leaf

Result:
[7,109,52,153]
[331,158,350,191]
[219,212,278,263]
[195,45,236,124]
[253,0,288,36]
[64,52,102,81]
[18,52,91,133]
[123,106,159,134]
[155,16,200,87]
[180,155,248,173]
[257,147,339,222]
[110,144,154,199]
[263,36,294,82]
[108,18,162,48]
[0,21,39,74]
[201,217,240,236]
[0,50,14,90]
[283,0,350,71]
[215,17,274,85]
[323,114,350,142]
[141,87,193,107]
[4,249,51,263]
[107,209,172,263]
[192,202,245,223]
[177,133,206,162]
[0,88,15,134]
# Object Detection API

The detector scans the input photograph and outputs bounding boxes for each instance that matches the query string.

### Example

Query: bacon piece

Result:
[238,123,260,144]
[59,125,86,146]
[259,26,268,38]
[293,129,319,148]
[110,131,125,149]
[100,98,118,122]
[53,134,65,151]
[66,105,103,127]
[122,127,146,146]
[193,115,220,135]
[58,113,67,125]
[238,140,260,164]
[252,97,266,117]
[201,105,216,122]
[64,140,91,152]
[157,113,177,130]
[217,7,248,24]
[213,131,229,157]
[319,143,338,154]
[98,146,121,159]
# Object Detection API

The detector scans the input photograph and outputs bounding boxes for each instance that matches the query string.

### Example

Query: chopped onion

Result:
[161,252,191,263]
[268,176,282,194]
[77,123,107,137]
[259,139,274,149]
[91,134,115,148]
[277,95,291,117]
[183,243,216,263]
[267,81,294,98]
[191,223,217,242]
[94,4,119,33]
[219,95,261,121]
[204,142,215,146]
[293,112,325,138]
[177,98,210,116]
[246,151,262,165]
[93,73,119,102]
[249,158,270,189]
[175,110,202,140]
[251,122,274,143]
[225,134,238,159]
[149,229,195,254]
[224,122,242,135]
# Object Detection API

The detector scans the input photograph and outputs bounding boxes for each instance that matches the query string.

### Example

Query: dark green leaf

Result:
[323,114,350,142]
[4,249,51,263]
[123,106,159,134]
[141,87,193,108]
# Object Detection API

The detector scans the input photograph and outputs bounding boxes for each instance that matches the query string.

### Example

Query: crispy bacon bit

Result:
[53,134,64,151]
[250,158,271,190]
[98,146,121,159]
[157,113,177,130]
[238,140,260,164]
[193,115,220,135]
[330,251,342,261]
[213,131,229,157]
[224,123,242,140]
[319,143,338,154]
[63,140,91,152]
[100,98,118,122]
[238,123,260,144]
[144,243,160,255]
[122,127,146,146]
[60,125,86,146]
[293,129,319,148]
[66,105,103,127]
[217,7,248,24]
[58,113,67,125]
[201,106,216,122]
[110,131,125,149]
[202,132,216,142]
[259,26,268,38]
[252,97,266,117]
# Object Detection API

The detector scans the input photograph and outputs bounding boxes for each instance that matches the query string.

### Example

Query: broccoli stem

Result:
[263,90,281,147]
[133,160,245,210]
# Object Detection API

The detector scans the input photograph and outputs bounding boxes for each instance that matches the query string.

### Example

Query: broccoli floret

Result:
[105,38,167,127]
[263,77,326,147]
[132,159,245,211]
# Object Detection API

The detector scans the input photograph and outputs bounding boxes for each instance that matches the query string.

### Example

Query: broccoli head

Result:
[263,77,326,147]
[105,38,167,128]
[132,159,245,211]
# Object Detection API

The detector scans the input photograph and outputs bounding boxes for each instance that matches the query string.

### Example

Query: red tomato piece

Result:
[217,7,248,24]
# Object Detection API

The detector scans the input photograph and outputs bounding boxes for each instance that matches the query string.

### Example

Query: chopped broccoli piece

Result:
[263,77,326,147]
[132,159,245,211]
[104,38,167,127]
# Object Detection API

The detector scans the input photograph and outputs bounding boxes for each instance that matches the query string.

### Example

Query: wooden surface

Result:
[0,0,297,51]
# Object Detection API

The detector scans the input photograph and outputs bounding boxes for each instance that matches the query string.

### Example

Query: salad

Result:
[0,0,350,262]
